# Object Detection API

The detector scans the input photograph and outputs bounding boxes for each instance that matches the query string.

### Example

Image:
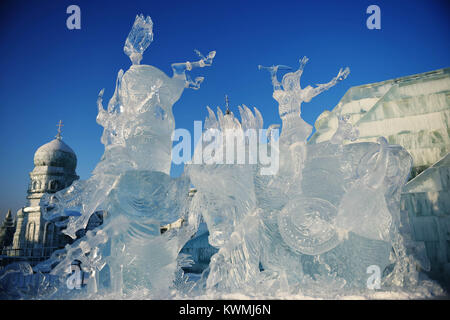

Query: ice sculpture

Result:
[35,14,215,297]
[186,58,437,296]
[0,14,443,299]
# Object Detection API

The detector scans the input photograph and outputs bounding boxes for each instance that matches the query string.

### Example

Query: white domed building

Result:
[10,128,79,265]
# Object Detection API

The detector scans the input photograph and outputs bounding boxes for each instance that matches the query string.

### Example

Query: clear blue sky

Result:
[0,0,449,220]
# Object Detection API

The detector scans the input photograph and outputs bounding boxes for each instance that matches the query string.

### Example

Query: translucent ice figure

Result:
[258,58,349,195]
[39,14,215,297]
[257,58,349,252]
[248,57,423,293]
[259,57,349,141]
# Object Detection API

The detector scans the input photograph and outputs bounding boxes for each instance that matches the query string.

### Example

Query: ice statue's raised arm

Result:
[298,56,309,72]
[171,50,216,89]
[96,88,107,125]
[302,67,350,102]
[258,65,292,91]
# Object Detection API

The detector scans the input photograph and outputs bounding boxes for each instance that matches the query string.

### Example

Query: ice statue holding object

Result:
[259,57,349,143]
[40,14,215,297]
[258,57,349,192]
[171,49,216,89]
[124,14,216,89]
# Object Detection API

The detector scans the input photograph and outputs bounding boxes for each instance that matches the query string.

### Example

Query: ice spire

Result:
[5,209,12,221]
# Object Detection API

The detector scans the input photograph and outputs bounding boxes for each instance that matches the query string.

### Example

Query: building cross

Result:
[225,94,230,115]
[56,120,64,140]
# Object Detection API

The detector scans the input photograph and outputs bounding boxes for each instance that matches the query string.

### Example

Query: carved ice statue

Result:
[186,58,429,296]
[38,14,215,296]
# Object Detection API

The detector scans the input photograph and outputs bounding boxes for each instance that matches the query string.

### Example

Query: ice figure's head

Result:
[124,14,154,65]
[281,68,303,93]
[189,164,256,247]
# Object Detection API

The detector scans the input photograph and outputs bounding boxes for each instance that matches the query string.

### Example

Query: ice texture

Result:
[1,15,444,299]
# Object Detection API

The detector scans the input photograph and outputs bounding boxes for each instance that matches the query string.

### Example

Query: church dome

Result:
[33,138,77,171]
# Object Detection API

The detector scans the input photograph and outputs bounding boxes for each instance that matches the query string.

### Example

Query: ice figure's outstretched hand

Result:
[171,50,216,74]
[302,66,350,102]
[185,75,205,90]
[124,14,154,65]
[298,56,309,71]
[194,49,216,67]
[337,67,350,81]
[171,50,216,90]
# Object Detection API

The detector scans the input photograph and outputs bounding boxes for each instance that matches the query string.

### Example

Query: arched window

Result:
[32,180,38,190]
[49,180,59,191]
[25,221,36,243]
[44,222,55,247]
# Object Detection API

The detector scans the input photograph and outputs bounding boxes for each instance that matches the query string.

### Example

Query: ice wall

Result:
[310,68,450,177]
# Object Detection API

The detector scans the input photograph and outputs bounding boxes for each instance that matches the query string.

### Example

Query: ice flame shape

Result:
[124,14,154,65]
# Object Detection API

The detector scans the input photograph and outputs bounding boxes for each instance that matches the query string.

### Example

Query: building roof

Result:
[33,138,77,171]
